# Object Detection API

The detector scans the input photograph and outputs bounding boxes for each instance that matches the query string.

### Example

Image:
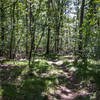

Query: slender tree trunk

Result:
[29,0,42,64]
[46,26,50,54]
[0,0,5,56]
[13,2,19,58]
[56,25,60,53]
[29,2,33,64]
[55,0,63,53]
[29,1,36,64]
[25,0,28,57]
[74,0,79,57]
[78,0,85,56]
[55,16,60,53]
[9,3,15,59]
[55,32,57,53]
[46,0,51,54]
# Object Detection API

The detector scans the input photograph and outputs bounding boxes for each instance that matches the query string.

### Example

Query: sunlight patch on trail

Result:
[55,61,63,66]
[47,61,63,66]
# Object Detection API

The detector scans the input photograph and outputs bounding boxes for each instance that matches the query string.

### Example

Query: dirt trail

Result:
[47,58,90,100]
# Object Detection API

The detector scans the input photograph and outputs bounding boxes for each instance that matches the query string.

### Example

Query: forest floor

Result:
[0,55,98,100]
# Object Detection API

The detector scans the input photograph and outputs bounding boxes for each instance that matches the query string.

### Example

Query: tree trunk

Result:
[25,0,28,57]
[78,0,85,56]
[46,26,50,54]
[46,0,51,54]
[0,0,5,56]
[9,3,15,59]
[29,1,35,64]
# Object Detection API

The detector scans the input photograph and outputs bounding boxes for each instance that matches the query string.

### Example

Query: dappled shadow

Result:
[0,63,23,100]
[0,64,21,82]
[0,61,44,100]
[50,85,90,100]
[46,57,95,100]
[0,56,99,100]
[0,59,59,100]
[73,60,100,89]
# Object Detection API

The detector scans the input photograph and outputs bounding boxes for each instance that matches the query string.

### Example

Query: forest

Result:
[0,0,100,100]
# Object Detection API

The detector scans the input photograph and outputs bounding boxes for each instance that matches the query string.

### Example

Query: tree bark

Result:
[46,26,50,54]
[78,0,85,56]
[9,3,15,59]
[29,1,35,64]
[0,0,5,56]
[46,0,51,54]
[25,0,28,57]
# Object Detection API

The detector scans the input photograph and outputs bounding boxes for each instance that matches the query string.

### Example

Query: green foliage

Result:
[0,0,100,99]
[30,60,52,74]
[0,58,60,100]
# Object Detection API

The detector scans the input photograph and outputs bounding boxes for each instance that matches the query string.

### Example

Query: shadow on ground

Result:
[0,56,99,100]
[0,59,59,100]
